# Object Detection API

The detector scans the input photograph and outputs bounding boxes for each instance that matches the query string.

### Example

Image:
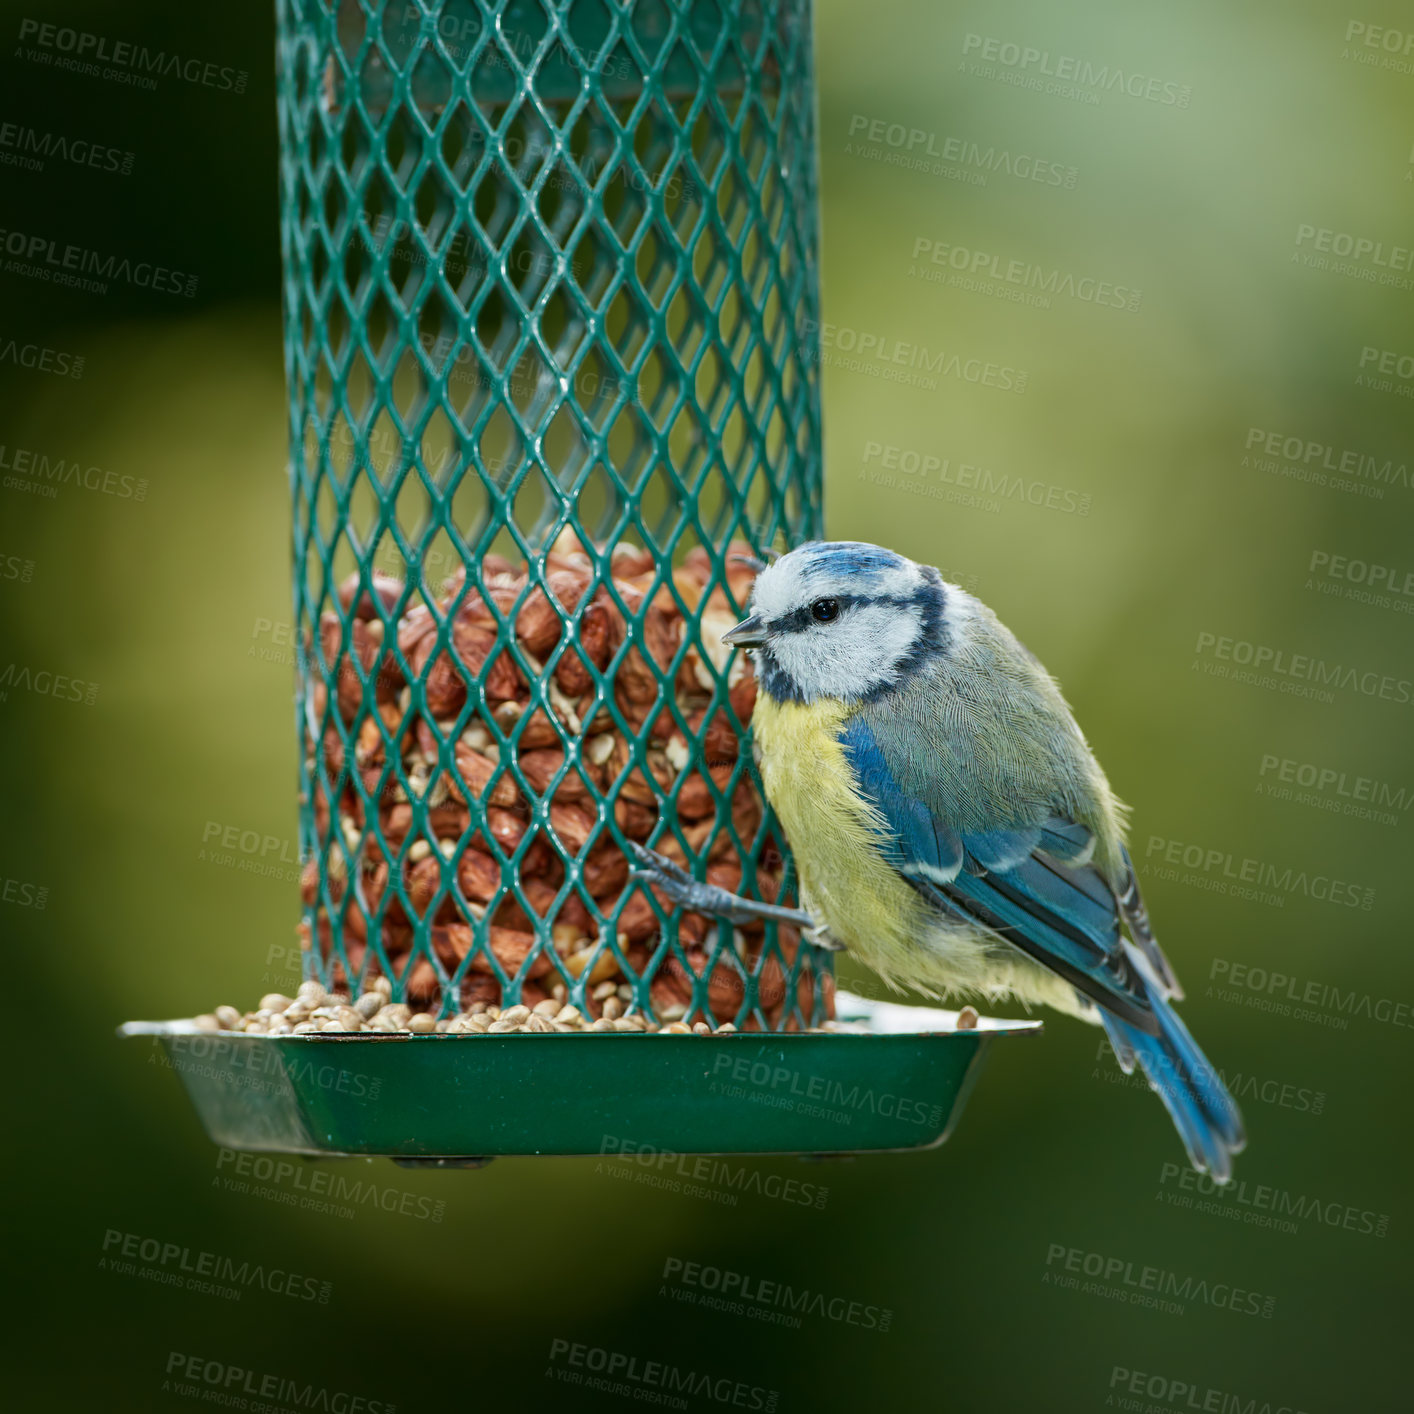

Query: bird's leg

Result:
[628,842,819,932]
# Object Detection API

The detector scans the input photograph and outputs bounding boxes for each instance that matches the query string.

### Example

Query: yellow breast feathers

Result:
[750,696,928,982]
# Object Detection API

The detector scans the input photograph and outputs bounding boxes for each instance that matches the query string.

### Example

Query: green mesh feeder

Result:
[123,0,1039,1162]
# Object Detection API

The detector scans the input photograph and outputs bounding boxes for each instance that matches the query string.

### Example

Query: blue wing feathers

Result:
[1035,817,1096,864]
[990,852,1120,946]
[839,716,1245,1179]
[841,719,963,880]
[961,826,1041,872]
[839,718,1150,1025]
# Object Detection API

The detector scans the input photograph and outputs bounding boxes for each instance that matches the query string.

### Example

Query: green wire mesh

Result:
[277,0,827,1029]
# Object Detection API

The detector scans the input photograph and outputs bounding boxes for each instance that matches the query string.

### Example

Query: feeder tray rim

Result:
[119,992,1037,1159]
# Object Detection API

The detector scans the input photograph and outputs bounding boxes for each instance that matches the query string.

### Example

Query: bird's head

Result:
[724,541,948,704]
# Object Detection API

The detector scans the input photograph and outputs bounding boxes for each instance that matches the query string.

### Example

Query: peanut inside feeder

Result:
[301,530,832,1031]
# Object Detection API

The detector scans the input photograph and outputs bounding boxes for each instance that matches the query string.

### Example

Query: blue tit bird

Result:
[633,540,1245,1181]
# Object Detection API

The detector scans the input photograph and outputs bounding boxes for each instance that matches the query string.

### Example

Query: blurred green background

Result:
[3,1,1410,1409]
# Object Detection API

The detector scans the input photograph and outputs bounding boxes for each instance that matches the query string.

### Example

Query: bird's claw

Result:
[627,842,695,895]
[628,841,723,913]
[628,840,816,930]
[804,923,847,953]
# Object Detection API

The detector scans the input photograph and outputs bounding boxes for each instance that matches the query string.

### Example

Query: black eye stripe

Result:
[771,591,911,635]
[755,570,949,705]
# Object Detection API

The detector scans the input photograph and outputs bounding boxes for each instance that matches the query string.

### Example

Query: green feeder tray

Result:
[122,995,1040,1162]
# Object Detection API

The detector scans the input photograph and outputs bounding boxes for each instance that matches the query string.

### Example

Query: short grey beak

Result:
[722,614,766,648]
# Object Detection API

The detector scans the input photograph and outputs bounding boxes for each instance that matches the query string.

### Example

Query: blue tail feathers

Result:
[1102,993,1246,1182]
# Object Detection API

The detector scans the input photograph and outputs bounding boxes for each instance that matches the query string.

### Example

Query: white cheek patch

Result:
[772,601,924,701]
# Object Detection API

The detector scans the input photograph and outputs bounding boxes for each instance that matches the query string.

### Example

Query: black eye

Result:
[810,598,840,624]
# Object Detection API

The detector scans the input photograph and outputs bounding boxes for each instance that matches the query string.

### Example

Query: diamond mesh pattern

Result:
[277,0,826,1027]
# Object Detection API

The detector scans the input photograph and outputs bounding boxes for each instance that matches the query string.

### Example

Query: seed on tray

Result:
[192,985,838,1035]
